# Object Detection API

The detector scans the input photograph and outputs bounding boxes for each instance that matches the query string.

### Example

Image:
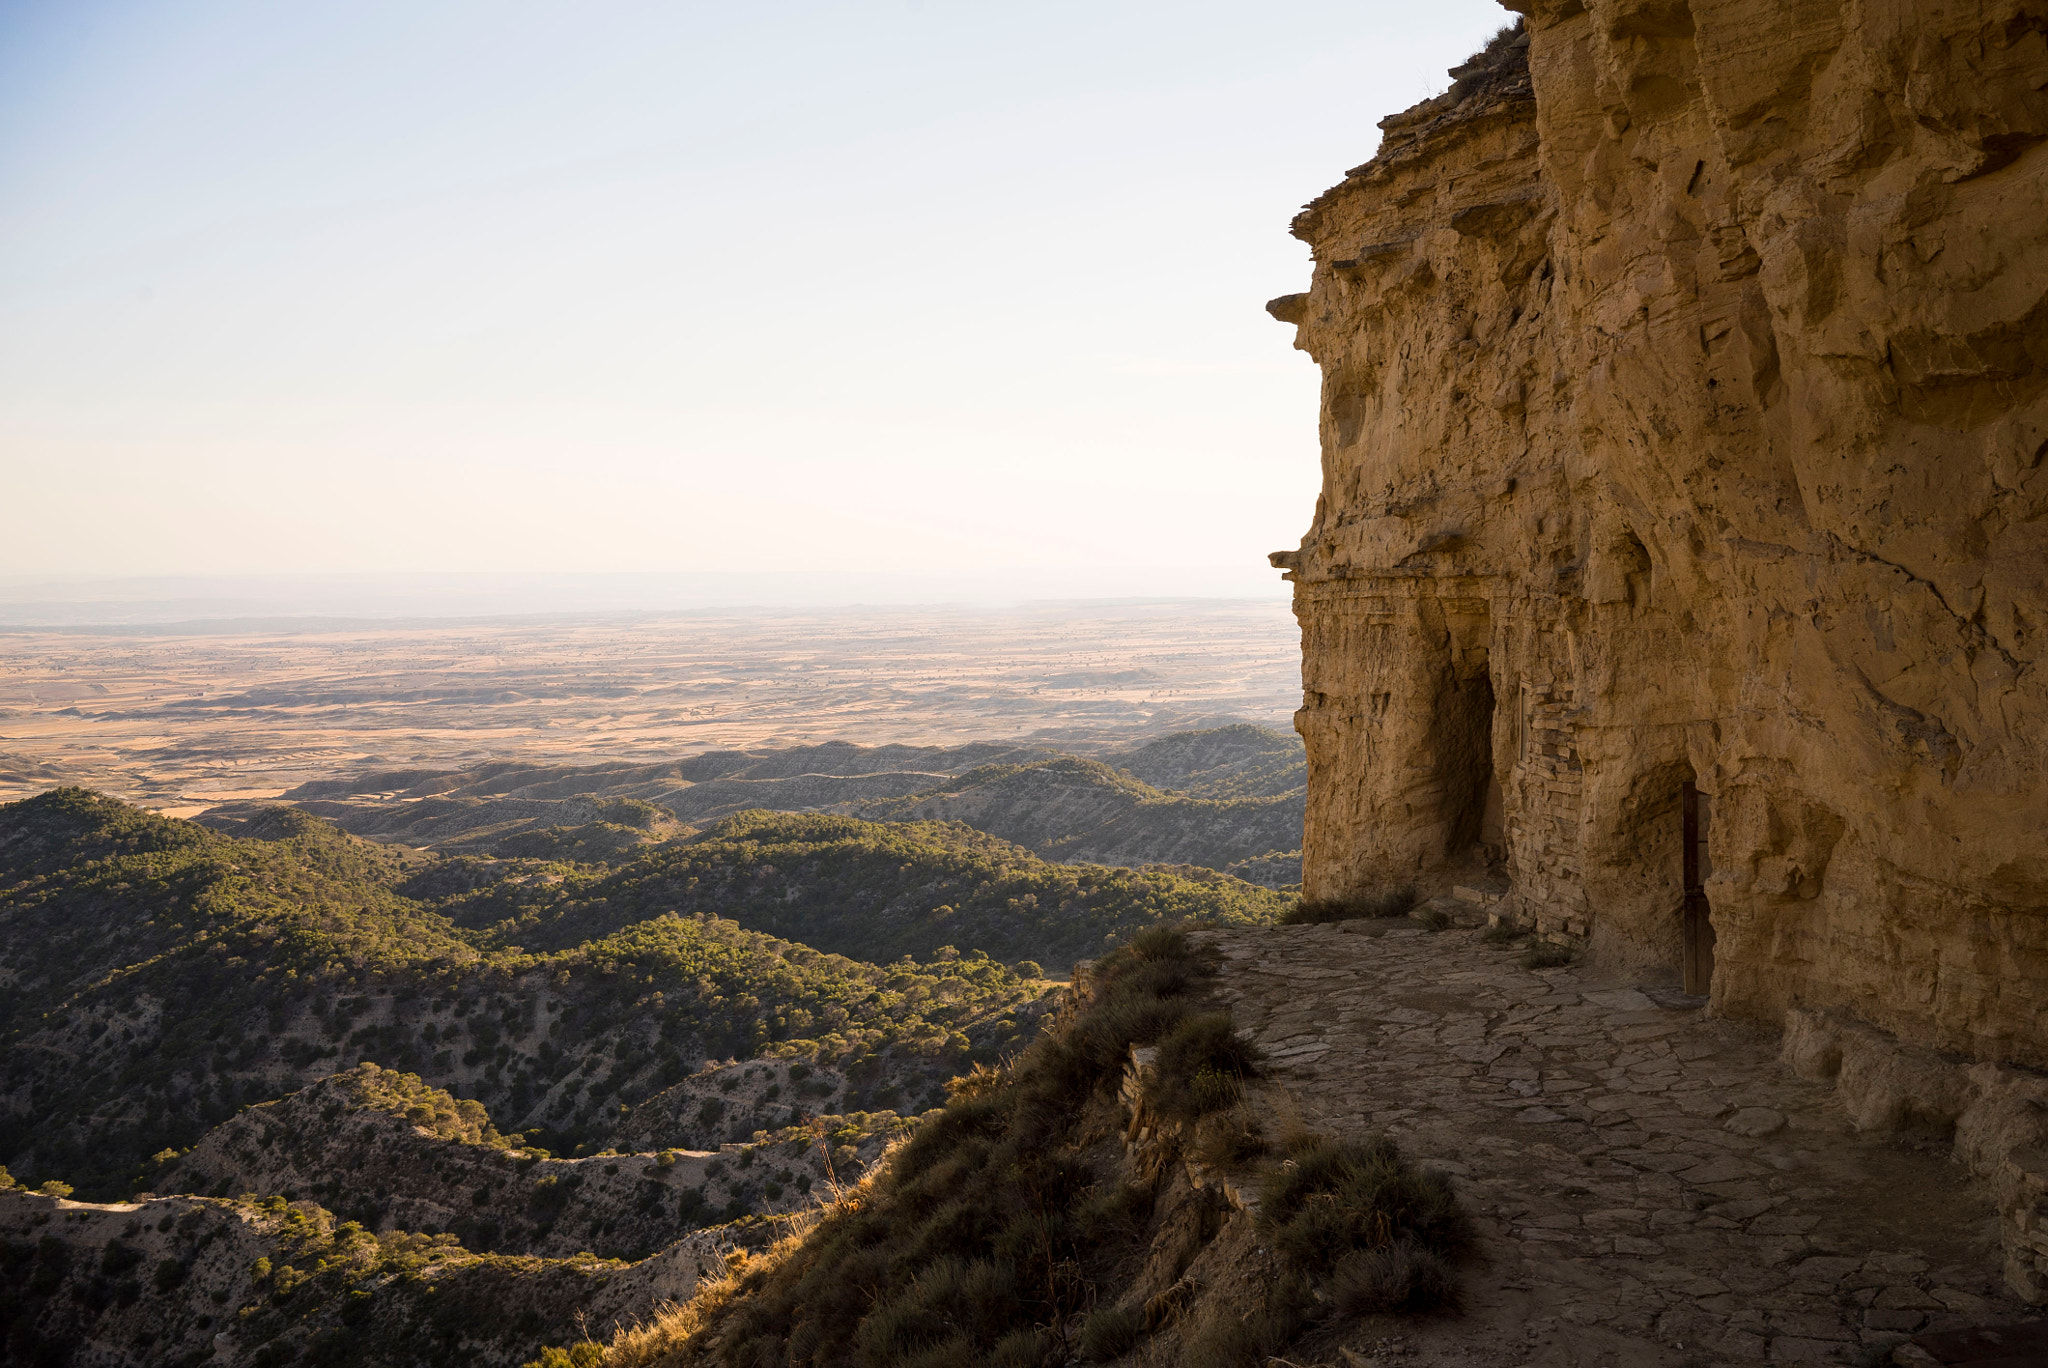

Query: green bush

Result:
[100,1241,142,1275]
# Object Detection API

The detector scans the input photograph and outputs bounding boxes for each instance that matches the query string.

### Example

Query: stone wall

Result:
[1271,1,2048,1066]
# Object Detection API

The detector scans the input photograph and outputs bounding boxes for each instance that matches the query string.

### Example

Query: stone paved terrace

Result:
[1197,921,2032,1368]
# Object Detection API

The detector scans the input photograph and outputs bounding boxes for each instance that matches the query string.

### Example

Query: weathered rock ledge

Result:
[1272,3,2048,1072]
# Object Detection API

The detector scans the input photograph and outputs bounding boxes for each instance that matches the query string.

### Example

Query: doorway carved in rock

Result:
[1682,779,1715,995]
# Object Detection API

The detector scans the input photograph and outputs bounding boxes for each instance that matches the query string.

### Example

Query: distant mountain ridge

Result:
[211,725,1306,886]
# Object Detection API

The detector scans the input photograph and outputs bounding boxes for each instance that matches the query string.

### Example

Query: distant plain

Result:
[0,600,1300,813]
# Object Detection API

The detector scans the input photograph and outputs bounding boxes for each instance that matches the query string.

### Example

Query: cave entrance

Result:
[1681,780,1715,995]
[1441,669,1498,860]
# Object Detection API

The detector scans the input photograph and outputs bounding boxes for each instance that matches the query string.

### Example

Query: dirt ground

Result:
[1202,921,2030,1367]
[0,600,1298,813]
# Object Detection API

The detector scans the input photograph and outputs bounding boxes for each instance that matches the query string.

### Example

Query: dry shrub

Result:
[1280,887,1418,925]
[1151,1013,1262,1122]
[1189,1106,1267,1170]
[1077,1305,1144,1361]
[1179,1289,1312,1368]
[1329,1240,1460,1315]
[987,1328,1062,1368]
[1412,905,1453,931]
[1256,1133,1467,1276]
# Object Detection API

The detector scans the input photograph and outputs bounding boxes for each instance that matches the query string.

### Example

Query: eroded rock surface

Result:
[1206,922,2030,1362]
[1272,4,2048,1074]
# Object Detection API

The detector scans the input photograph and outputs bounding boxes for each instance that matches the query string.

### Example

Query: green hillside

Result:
[0,791,1282,1202]
[212,726,1307,882]
[848,756,1302,874]
[437,810,1291,969]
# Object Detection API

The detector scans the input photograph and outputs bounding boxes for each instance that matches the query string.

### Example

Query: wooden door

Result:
[1682,782,1715,995]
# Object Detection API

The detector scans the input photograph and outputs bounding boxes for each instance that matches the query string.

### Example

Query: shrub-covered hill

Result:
[437,810,1292,969]
[0,791,1053,1199]
[237,740,1066,858]
[0,792,1280,1202]
[0,1184,742,1368]
[847,756,1302,876]
[151,1064,905,1262]
[205,727,1306,880]
[1100,723,1306,800]
[617,927,1466,1368]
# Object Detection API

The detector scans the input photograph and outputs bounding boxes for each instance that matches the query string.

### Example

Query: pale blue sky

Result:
[1,0,1507,599]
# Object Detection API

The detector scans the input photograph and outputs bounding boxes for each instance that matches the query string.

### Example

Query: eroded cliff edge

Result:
[1271,1,2048,1070]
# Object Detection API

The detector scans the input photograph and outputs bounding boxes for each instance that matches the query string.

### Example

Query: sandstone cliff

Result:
[1272,1,2048,1073]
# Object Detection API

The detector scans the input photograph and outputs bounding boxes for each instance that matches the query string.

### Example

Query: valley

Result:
[0,709,1301,1365]
[0,601,1297,814]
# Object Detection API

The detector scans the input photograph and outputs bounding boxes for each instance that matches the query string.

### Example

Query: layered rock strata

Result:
[1271,2,2048,1073]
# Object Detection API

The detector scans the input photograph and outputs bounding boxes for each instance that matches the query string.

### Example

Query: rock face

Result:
[1272,4,2048,1068]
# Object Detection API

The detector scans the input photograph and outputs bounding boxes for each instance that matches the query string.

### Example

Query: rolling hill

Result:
[0,790,1281,1201]
[200,725,1308,885]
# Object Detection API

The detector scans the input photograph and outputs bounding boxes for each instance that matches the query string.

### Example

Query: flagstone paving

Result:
[1196,921,2031,1367]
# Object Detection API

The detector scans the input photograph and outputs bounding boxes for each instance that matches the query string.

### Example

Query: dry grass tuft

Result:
[1280,887,1418,925]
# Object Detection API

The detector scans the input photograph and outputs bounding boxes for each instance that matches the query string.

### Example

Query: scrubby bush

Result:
[521,1344,605,1368]
[1077,1305,1143,1360]
[1256,1132,1467,1279]
[1279,886,1418,925]
[1329,1240,1460,1315]
[1189,1105,1268,1169]
[1150,1013,1262,1121]
[1180,1292,1312,1368]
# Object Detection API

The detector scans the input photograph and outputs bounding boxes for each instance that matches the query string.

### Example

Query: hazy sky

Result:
[2,0,1507,597]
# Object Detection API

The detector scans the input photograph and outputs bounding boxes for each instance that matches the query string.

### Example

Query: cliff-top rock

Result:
[1273,2,2046,1095]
